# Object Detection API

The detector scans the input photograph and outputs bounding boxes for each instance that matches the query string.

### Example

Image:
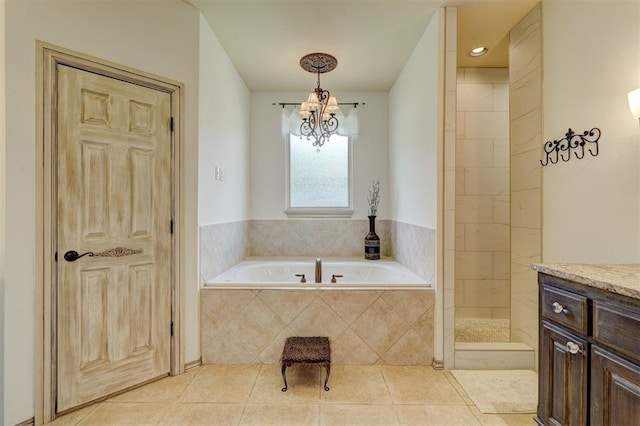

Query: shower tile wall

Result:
[509,3,542,356]
[455,68,510,320]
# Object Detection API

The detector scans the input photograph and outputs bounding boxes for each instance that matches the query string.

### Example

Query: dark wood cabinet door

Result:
[538,321,588,425]
[591,346,640,426]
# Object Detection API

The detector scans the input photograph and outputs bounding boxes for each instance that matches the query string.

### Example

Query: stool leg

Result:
[281,365,288,392]
[323,364,330,391]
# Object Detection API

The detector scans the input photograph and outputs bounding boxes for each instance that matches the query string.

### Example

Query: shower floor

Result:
[455,318,510,343]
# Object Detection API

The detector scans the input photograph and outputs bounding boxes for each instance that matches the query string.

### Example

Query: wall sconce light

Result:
[628,88,640,119]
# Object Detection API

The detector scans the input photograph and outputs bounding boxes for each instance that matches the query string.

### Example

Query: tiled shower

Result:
[455,68,511,343]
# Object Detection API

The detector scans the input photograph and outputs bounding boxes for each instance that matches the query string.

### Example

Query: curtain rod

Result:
[274,102,363,108]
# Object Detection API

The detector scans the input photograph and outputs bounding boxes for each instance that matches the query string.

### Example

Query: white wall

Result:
[250,91,389,219]
[194,13,250,375]
[543,0,640,263]
[198,15,251,225]
[0,0,5,421]
[389,10,442,228]
[4,1,200,423]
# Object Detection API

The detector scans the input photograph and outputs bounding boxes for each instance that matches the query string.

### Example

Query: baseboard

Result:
[432,358,444,370]
[184,357,202,372]
[14,417,35,426]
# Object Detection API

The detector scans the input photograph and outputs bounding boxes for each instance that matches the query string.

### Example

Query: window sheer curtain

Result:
[281,104,359,137]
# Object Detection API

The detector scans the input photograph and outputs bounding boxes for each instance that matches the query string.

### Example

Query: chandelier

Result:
[299,53,341,148]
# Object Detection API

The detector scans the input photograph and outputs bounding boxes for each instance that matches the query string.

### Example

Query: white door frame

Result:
[35,42,185,425]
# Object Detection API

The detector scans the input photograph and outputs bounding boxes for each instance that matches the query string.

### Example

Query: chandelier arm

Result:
[322,115,339,133]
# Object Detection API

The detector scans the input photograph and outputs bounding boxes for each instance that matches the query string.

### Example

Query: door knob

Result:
[63,250,94,262]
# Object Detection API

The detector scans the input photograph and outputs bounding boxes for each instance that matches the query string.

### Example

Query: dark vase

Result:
[364,215,380,260]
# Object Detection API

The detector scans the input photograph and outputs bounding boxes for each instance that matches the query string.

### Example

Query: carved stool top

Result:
[282,336,330,366]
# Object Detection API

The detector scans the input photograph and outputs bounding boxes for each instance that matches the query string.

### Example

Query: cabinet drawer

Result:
[541,285,588,334]
[594,302,640,362]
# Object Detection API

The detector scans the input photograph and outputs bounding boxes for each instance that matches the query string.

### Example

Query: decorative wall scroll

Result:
[540,127,602,166]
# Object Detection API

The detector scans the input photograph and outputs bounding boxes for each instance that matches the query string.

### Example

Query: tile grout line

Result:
[237,364,264,424]
[378,365,404,424]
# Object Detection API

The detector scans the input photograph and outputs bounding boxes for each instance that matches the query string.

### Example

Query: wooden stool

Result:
[281,336,331,392]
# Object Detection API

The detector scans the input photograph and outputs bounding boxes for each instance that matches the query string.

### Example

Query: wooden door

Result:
[56,64,173,412]
[538,321,588,426]
[591,346,640,426]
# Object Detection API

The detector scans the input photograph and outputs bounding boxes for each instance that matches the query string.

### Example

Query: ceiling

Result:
[187,0,539,92]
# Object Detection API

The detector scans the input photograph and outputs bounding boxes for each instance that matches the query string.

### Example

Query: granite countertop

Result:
[531,263,640,300]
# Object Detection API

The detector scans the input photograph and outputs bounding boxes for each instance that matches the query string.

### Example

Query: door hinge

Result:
[170,219,174,234]
[170,322,174,336]
[170,117,174,132]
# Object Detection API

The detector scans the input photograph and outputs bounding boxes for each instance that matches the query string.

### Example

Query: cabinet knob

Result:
[566,341,581,354]
[552,301,568,314]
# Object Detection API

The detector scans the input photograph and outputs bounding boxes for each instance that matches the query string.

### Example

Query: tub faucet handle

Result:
[295,274,306,283]
[315,258,322,283]
[331,274,343,283]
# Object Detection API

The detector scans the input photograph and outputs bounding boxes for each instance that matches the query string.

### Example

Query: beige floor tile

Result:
[444,370,474,406]
[240,403,320,425]
[468,405,536,425]
[160,403,244,425]
[320,365,392,404]
[249,364,322,403]
[381,366,465,405]
[45,404,98,425]
[109,370,198,402]
[47,365,537,425]
[321,404,400,425]
[179,364,260,403]
[395,404,481,425]
[77,402,171,425]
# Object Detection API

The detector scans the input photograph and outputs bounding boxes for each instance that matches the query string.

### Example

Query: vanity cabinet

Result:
[535,271,640,426]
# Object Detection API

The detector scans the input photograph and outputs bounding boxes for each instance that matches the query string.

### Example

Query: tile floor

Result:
[46,365,534,425]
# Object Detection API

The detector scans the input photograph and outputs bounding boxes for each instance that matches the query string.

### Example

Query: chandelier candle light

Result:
[299,53,341,148]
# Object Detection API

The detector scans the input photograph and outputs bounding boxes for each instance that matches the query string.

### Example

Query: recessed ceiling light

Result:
[469,46,488,57]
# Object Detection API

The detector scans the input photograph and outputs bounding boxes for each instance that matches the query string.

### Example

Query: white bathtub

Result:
[205,257,430,290]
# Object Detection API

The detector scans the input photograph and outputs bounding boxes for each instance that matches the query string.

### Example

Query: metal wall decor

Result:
[540,127,602,166]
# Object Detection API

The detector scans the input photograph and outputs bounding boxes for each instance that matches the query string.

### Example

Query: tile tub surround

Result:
[200,221,250,283]
[249,219,392,258]
[390,221,436,284]
[200,219,436,283]
[200,288,435,365]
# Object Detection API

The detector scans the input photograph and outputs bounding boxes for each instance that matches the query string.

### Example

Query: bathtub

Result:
[205,257,430,290]
[201,257,434,365]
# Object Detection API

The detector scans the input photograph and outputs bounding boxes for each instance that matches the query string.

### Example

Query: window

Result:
[286,133,352,217]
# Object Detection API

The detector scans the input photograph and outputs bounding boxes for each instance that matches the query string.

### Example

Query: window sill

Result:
[285,208,354,218]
